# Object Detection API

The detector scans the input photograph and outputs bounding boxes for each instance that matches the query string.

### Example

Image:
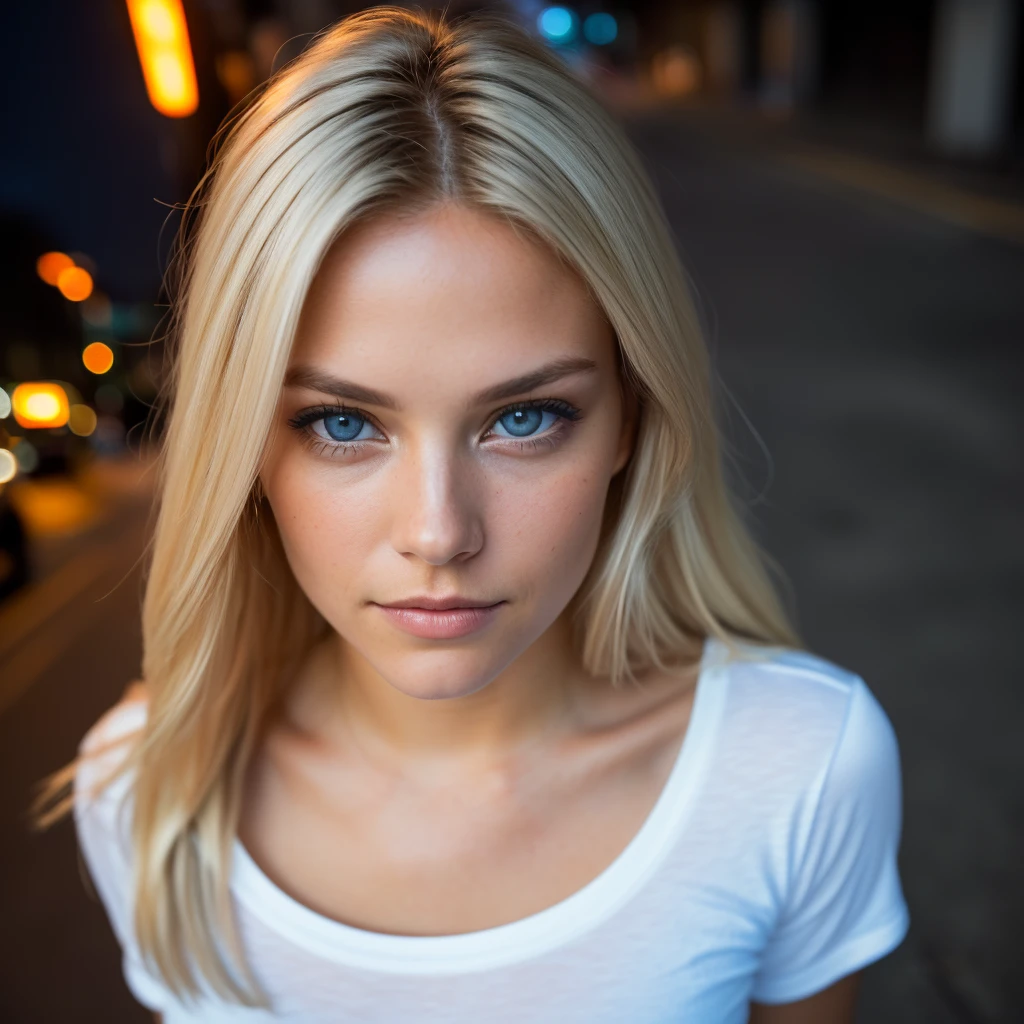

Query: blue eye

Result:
[287,398,579,456]
[317,412,376,443]
[493,407,559,438]
[321,413,366,442]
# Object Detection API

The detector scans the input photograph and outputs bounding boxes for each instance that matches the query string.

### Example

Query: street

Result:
[1,109,1021,1022]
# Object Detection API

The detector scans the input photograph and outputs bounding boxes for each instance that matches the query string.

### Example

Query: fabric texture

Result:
[73,637,910,1022]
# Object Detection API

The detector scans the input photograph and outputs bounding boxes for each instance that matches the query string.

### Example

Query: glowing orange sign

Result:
[126,0,199,118]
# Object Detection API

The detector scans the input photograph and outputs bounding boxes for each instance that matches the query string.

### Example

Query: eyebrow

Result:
[283,356,598,409]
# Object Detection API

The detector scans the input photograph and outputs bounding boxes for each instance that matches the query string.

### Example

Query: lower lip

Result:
[374,603,504,639]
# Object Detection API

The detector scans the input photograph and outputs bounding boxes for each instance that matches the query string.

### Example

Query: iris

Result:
[322,412,370,442]
[494,407,558,438]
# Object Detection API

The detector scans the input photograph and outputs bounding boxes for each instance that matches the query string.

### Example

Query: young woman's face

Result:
[260,203,636,700]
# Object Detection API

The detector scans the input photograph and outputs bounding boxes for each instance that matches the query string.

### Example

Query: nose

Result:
[390,441,484,566]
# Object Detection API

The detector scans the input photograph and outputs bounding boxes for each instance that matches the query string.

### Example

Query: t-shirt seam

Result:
[754,660,855,695]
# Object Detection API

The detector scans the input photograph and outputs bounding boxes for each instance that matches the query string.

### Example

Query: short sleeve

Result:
[750,676,910,1004]
[73,701,175,1013]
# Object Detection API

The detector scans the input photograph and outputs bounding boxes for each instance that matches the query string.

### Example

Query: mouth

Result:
[378,595,502,611]
[371,597,506,639]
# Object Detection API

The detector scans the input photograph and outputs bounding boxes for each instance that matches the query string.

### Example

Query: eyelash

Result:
[287,399,582,460]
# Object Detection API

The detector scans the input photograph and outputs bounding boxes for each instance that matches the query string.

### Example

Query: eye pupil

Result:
[323,413,364,442]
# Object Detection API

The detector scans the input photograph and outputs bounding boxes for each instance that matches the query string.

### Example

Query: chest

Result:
[221,825,768,1024]
[237,728,686,937]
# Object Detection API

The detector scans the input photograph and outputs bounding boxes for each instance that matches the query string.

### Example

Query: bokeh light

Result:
[216,50,255,104]
[82,341,115,374]
[69,404,99,437]
[538,7,577,44]
[57,265,94,302]
[652,46,702,97]
[36,251,74,286]
[12,440,39,474]
[11,382,71,429]
[126,0,200,117]
[0,387,10,419]
[81,293,113,328]
[584,13,617,46]
[0,448,16,484]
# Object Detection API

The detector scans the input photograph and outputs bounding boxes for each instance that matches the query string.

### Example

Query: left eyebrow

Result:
[283,356,598,410]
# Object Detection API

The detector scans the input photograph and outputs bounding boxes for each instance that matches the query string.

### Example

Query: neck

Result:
[288,612,590,764]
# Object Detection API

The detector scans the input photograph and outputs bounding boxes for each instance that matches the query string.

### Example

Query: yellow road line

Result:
[780,147,1024,245]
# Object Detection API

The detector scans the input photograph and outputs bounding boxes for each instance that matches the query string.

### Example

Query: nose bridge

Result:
[391,432,483,565]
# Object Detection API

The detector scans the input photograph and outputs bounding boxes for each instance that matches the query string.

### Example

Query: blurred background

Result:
[1,1,1021,1021]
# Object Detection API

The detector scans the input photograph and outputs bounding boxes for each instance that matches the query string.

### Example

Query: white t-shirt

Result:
[74,637,910,1022]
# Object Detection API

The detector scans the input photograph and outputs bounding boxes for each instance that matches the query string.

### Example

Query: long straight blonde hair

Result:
[38,5,799,1006]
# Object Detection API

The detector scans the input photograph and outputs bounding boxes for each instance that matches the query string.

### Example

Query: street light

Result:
[126,0,199,117]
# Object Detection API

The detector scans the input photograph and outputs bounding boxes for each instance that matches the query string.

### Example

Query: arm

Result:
[749,971,861,1024]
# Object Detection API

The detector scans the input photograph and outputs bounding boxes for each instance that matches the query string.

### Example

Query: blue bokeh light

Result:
[538,7,577,43]
[583,12,618,46]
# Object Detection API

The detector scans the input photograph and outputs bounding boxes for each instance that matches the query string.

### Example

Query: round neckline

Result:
[230,635,733,974]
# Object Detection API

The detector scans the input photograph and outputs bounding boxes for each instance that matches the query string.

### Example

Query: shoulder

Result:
[711,639,901,808]
[717,639,889,737]
[74,685,150,831]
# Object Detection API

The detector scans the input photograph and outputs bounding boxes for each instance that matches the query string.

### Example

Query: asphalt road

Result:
[1,109,1021,1022]
[627,108,1023,1023]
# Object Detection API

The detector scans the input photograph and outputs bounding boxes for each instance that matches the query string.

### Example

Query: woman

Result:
[38,7,909,1021]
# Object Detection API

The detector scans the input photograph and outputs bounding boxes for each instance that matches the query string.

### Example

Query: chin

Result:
[373,645,514,702]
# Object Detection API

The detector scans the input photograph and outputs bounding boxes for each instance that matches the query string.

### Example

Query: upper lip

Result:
[376,596,503,610]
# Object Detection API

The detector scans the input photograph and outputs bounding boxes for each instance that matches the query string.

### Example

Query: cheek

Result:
[263,454,384,615]
[487,454,611,608]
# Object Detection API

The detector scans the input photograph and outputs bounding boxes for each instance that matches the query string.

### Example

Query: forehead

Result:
[290,204,615,389]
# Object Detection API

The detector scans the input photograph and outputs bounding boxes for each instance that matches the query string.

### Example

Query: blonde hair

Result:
[37,5,799,1006]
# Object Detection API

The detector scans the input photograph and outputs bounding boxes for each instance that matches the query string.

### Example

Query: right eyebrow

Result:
[283,367,398,409]
[283,356,598,411]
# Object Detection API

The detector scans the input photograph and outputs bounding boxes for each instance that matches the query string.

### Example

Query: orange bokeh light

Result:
[11,383,71,429]
[82,342,115,375]
[37,251,75,286]
[57,266,94,302]
[126,0,199,117]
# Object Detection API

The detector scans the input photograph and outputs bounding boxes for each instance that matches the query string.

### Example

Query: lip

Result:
[380,595,499,610]
[372,598,505,639]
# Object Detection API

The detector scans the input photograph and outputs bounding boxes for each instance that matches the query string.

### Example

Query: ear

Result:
[612,382,640,476]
